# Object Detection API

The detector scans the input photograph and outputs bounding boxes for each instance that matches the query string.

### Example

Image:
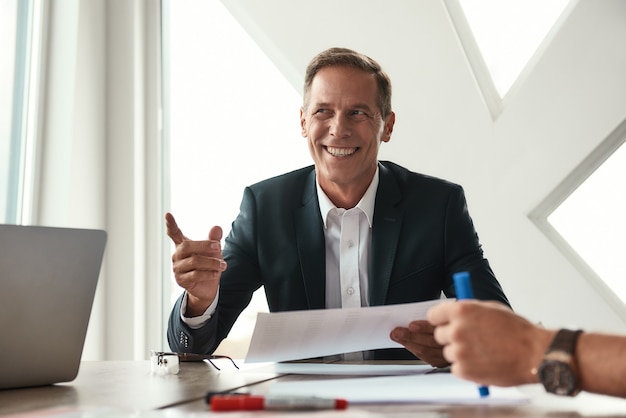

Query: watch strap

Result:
[547,329,583,354]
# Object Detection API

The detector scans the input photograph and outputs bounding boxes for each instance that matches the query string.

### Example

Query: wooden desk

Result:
[0,361,279,415]
[2,361,626,417]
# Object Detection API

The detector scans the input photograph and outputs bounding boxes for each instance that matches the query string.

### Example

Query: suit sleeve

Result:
[442,185,511,307]
[167,293,220,353]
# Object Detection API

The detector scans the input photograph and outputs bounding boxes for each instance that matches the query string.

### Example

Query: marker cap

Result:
[452,271,474,299]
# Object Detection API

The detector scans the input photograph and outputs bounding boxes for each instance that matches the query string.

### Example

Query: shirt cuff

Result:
[180,289,219,329]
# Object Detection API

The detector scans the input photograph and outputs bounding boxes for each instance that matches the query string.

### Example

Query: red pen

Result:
[209,394,349,411]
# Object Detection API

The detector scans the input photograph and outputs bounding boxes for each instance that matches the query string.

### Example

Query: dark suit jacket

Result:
[168,161,510,359]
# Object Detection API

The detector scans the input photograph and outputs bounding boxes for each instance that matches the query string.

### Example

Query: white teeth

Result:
[327,147,357,157]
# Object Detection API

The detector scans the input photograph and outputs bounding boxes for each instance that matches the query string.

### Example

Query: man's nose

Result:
[329,114,351,138]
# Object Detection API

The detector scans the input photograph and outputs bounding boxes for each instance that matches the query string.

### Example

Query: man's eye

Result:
[313,109,332,120]
[350,110,369,121]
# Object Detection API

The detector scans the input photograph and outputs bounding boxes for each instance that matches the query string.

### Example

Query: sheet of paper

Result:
[248,362,436,376]
[245,299,444,363]
[268,373,529,405]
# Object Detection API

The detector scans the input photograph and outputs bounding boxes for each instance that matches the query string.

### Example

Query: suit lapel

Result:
[370,163,403,306]
[295,170,326,309]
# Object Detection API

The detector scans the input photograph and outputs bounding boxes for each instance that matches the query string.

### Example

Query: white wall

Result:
[485,0,626,330]
[34,0,626,360]
[223,0,626,332]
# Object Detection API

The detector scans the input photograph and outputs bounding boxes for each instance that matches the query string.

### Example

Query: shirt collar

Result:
[317,166,379,229]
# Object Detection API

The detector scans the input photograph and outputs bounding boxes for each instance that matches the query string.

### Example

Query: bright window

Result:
[1,0,22,223]
[548,141,626,303]
[458,0,570,98]
[1,0,43,224]
[165,0,311,357]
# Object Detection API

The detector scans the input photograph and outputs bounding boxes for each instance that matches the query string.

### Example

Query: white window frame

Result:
[529,118,626,321]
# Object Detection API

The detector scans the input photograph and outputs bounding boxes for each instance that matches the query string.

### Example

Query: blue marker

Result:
[452,271,490,398]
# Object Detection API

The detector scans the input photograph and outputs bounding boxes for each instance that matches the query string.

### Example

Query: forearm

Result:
[577,332,626,398]
[185,292,216,317]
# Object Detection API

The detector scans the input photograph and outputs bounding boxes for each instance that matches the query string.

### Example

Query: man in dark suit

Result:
[166,47,510,366]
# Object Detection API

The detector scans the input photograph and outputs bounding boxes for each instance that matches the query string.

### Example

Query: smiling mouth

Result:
[326,146,358,157]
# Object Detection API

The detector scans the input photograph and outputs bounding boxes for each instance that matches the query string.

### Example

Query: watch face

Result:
[538,360,578,396]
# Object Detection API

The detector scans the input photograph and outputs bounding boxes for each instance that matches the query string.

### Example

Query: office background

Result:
[2,0,625,361]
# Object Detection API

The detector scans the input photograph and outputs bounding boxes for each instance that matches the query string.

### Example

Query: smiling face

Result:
[300,65,395,208]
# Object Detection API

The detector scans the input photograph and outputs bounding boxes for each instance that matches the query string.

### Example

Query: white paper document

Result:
[268,373,529,405]
[245,299,443,362]
[250,362,436,376]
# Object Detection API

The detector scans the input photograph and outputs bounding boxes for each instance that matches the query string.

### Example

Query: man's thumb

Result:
[208,225,223,242]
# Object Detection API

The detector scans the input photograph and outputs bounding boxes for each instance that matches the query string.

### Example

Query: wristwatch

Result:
[536,329,583,396]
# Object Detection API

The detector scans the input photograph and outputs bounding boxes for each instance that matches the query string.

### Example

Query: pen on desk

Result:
[208,394,349,412]
[452,271,490,398]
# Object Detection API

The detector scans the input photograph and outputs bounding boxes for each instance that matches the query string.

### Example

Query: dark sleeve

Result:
[167,293,220,353]
[442,185,511,308]
[166,186,263,354]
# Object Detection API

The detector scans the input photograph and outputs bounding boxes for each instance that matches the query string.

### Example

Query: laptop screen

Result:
[0,224,106,389]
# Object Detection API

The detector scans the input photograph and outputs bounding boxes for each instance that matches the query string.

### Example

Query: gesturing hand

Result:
[165,212,227,317]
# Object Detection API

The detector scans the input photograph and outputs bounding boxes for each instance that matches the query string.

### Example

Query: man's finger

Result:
[208,225,223,242]
[427,300,455,326]
[165,212,187,245]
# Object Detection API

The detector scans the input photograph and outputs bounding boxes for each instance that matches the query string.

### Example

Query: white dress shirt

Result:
[317,168,378,310]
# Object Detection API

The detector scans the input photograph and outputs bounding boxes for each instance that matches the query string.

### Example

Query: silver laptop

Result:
[0,224,106,389]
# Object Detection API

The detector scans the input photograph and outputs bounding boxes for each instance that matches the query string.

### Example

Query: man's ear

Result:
[300,108,307,137]
[382,112,395,143]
